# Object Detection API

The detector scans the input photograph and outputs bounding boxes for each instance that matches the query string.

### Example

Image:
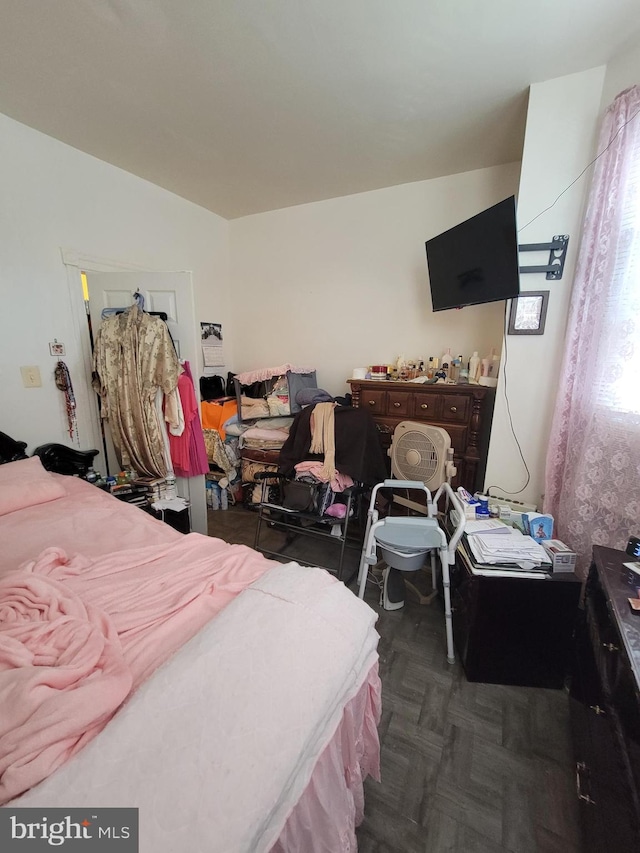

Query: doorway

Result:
[63,251,207,534]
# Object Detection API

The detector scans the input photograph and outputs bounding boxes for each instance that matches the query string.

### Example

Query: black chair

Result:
[253,472,362,582]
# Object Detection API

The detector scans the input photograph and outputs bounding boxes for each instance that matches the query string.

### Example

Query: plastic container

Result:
[220,486,228,510]
[476,494,490,516]
[489,347,500,378]
[210,483,220,510]
[164,475,177,500]
[468,352,481,383]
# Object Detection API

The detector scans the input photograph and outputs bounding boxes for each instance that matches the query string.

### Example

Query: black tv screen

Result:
[425,196,520,311]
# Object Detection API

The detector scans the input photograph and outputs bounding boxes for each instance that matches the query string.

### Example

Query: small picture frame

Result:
[49,341,66,356]
[508,291,549,335]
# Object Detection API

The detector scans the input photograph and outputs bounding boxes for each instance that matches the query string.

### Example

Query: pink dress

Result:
[169,364,210,477]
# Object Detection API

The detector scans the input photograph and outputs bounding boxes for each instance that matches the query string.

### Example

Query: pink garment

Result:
[294,460,355,492]
[544,85,640,574]
[1,535,275,804]
[168,362,210,477]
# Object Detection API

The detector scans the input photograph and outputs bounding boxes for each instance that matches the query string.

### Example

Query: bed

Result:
[0,435,381,852]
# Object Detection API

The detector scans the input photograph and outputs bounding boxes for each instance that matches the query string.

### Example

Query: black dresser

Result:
[452,547,581,688]
[569,546,640,850]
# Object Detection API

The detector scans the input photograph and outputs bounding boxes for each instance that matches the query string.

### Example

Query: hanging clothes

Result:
[92,304,181,478]
[169,361,210,478]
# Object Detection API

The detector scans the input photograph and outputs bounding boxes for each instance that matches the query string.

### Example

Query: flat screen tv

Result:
[425,196,520,311]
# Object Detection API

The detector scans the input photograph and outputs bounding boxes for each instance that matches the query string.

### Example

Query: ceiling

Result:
[1,1,638,219]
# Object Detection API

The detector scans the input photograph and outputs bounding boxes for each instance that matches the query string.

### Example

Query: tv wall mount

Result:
[518,235,569,280]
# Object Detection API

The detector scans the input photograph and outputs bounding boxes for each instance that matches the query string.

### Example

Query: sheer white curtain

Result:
[544,85,640,574]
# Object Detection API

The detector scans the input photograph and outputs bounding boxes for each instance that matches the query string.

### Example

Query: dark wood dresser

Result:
[347,379,496,492]
[569,546,640,851]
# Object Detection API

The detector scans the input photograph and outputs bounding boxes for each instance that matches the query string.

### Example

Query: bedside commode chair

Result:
[356,479,465,664]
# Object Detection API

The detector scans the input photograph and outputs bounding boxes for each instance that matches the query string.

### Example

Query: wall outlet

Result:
[20,366,42,388]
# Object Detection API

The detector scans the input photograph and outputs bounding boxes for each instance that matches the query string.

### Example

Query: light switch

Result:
[20,366,42,388]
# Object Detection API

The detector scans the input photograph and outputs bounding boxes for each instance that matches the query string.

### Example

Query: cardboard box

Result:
[523,512,554,543]
[541,539,577,573]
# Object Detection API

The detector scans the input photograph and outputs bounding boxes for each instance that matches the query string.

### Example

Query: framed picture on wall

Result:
[508,291,549,335]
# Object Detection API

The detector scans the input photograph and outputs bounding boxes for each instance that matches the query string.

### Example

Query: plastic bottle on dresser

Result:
[468,352,481,383]
[480,348,499,379]
[489,347,500,378]
[164,474,177,500]
[441,348,453,370]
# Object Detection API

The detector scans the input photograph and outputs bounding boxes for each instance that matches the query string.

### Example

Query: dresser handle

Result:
[450,406,457,413]
[393,402,401,408]
[368,400,376,406]
[602,642,619,652]
[576,762,596,805]
[589,704,606,716]
[420,403,429,409]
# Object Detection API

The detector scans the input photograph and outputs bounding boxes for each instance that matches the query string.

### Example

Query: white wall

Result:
[0,113,229,453]
[484,66,606,507]
[229,163,520,396]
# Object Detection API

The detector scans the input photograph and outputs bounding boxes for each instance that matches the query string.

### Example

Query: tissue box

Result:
[541,540,577,573]
[523,512,554,543]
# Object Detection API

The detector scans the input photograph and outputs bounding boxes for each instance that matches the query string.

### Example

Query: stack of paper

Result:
[466,527,551,570]
[464,519,511,536]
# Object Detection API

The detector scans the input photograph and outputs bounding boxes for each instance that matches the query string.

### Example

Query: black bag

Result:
[282,480,334,515]
[200,375,225,401]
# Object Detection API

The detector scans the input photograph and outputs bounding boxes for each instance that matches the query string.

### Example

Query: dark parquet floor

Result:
[208,502,583,853]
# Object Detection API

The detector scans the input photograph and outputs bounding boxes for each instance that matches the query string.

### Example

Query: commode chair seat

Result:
[375,517,443,567]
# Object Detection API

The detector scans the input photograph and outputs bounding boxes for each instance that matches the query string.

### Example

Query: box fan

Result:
[389,422,456,515]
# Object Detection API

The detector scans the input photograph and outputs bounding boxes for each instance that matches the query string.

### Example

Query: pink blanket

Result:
[0,571,131,805]
[1,534,275,804]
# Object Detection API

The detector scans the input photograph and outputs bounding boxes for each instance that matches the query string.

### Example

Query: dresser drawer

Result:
[412,392,443,419]
[360,389,386,415]
[439,395,471,423]
[386,389,412,416]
